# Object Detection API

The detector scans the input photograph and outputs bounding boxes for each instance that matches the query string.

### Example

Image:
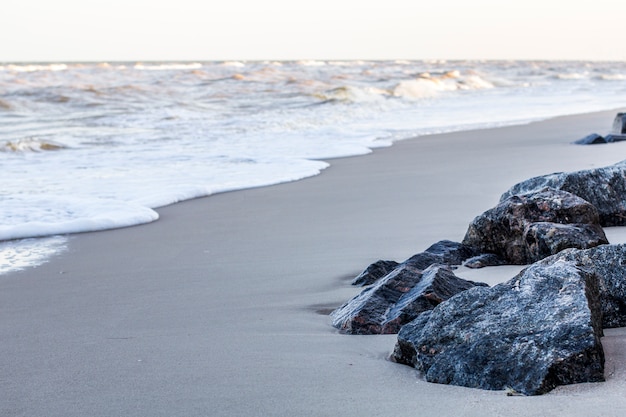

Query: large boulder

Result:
[393,258,605,396]
[500,160,626,226]
[536,244,626,329]
[331,264,487,335]
[462,188,607,264]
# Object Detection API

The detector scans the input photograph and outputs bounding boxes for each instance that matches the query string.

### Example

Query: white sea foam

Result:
[2,60,626,275]
[0,236,68,275]
[133,63,203,71]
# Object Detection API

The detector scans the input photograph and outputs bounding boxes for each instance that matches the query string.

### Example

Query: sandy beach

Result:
[4,109,626,416]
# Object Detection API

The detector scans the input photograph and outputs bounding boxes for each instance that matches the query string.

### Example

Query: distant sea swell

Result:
[2,60,626,274]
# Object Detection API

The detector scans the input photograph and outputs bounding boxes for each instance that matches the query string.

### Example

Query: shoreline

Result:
[3,109,626,416]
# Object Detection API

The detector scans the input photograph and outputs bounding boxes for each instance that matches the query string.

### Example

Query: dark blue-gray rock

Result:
[351,260,399,286]
[604,134,626,143]
[500,160,626,226]
[536,244,626,329]
[463,253,506,269]
[462,188,606,264]
[612,112,626,134]
[393,259,605,395]
[419,240,477,265]
[331,264,487,335]
[351,240,476,287]
[575,133,606,145]
[524,222,608,262]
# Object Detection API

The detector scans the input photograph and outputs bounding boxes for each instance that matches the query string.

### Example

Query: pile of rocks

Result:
[575,113,626,144]
[332,120,626,394]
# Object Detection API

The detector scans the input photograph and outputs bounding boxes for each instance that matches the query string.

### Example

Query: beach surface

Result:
[3,110,626,416]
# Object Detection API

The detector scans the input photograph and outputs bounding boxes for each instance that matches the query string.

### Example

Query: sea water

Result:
[2,60,626,274]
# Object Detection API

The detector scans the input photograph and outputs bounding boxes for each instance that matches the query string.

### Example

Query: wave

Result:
[0,99,12,110]
[1,138,67,153]
[133,63,203,71]
[314,86,389,103]
[392,71,494,99]
[0,64,68,73]
[0,196,159,241]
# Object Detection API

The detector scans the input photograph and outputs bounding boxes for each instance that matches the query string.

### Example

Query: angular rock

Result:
[612,112,626,134]
[462,188,606,264]
[351,260,399,286]
[536,244,626,328]
[500,160,626,226]
[351,240,476,286]
[463,253,505,269]
[524,222,608,262]
[393,259,605,395]
[331,264,487,335]
[604,134,626,143]
[575,133,606,145]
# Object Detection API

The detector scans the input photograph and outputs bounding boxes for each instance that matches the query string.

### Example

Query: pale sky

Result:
[2,0,626,62]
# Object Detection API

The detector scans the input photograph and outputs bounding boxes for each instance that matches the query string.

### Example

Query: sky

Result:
[2,0,626,62]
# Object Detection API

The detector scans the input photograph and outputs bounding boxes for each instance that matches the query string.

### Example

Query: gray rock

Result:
[393,259,605,395]
[612,112,626,134]
[462,188,606,264]
[351,240,476,286]
[604,134,626,143]
[331,264,487,335]
[575,133,606,145]
[500,160,626,226]
[524,222,608,262]
[536,244,626,328]
[463,253,505,269]
[351,260,399,286]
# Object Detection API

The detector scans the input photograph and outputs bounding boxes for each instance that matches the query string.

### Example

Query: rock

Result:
[463,253,505,269]
[524,222,608,262]
[575,133,606,145]
[419,239,477,265]
[604,134,626,143]
[500,160,626,226]
[393,258,605,395]
[331,264,487,335]
[462,188,606,264]
[612,112,626,134]
[536,244,626,328]
[351,260,399,286]
[351,240,476,286]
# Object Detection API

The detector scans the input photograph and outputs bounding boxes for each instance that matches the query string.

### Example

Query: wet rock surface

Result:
[351,260,399,286]
[393,258,605,396]
[462,188,607,264]
[536,244,626,329]
[500,160,626,226]
[332,263,487,335]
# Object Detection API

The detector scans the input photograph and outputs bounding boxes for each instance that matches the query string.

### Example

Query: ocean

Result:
[2,60,626,274]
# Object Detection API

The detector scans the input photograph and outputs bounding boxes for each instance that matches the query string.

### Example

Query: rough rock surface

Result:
[351,240,476,287]
[524,222,608,262]
[331,264,487,335]
[393,259,605,395]
[351,260,399,286]
[462,188,607,264]
[463,253,505,269]
[536,244,626,329]
[500,160,626,226]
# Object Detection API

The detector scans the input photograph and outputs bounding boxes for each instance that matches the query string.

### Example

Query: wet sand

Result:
[3,110,626,416]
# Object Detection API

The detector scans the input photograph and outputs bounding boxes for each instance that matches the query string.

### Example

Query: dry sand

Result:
[3,110,626,416]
